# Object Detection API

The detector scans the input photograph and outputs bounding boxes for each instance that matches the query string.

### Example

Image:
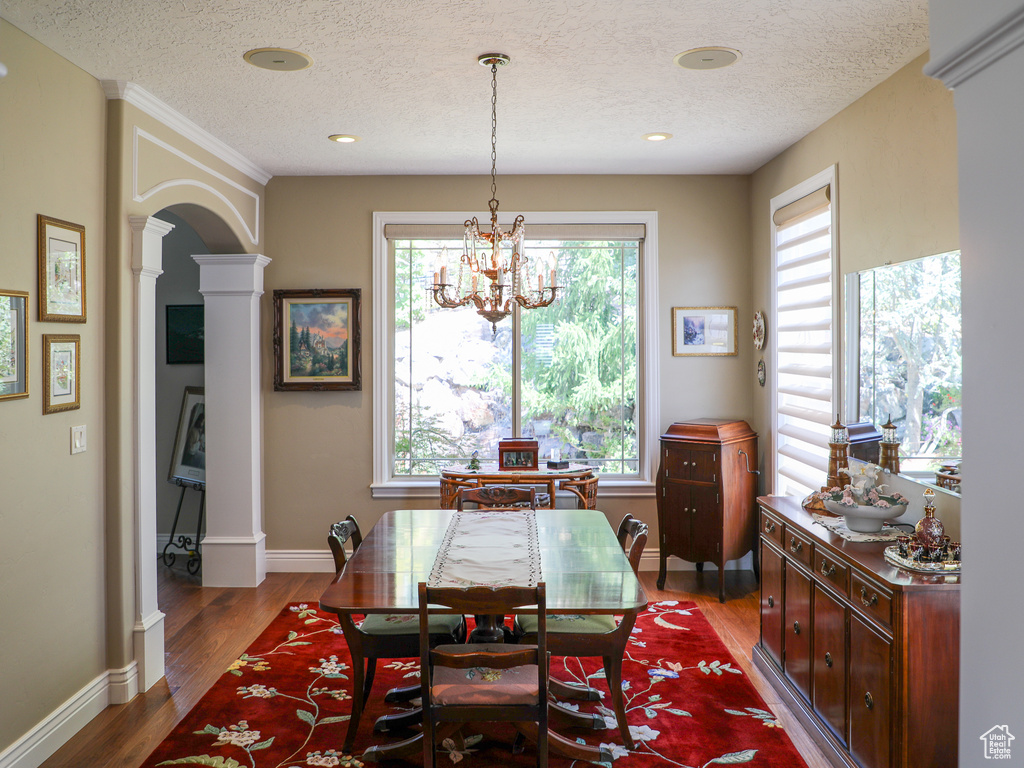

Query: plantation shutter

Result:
[773,185,835,496]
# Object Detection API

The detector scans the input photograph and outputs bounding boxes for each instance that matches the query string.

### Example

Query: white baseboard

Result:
[0,663,137,768]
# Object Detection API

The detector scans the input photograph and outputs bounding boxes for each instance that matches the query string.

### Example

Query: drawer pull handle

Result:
[764,519,776,534]
[820,560,836,578]
[864,692,874,710]
[789,537,803,554]
[767,595,774,608]
[860,586,879,607]
[792,621,800,635]
[824,652,833,668]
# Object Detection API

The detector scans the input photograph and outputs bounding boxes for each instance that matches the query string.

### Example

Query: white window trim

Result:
[371,210,660,499]
[769,166,840,495]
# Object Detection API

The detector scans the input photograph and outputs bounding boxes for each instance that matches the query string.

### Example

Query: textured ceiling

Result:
[1,0,930,178]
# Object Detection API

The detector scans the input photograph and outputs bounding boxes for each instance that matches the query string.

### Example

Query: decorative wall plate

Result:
[757,358,766,387]
[753,310,766,349]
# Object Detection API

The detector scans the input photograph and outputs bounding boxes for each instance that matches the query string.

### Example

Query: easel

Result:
[162,479,206,575]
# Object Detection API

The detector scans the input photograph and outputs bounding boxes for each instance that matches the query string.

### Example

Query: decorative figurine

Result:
[467,450,481,471]
[879,414,901,475]
[914,487,945,546]
[803,415,851,512]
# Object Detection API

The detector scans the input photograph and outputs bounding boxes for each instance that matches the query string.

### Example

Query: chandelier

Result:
[430,53,558,335]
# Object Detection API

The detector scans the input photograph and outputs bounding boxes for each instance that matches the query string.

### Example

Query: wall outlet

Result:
[71,425,87,454]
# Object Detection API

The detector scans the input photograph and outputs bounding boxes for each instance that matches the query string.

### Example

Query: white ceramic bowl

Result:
[823,500,908,533]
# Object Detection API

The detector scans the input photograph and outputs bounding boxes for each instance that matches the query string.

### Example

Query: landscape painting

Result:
[672,306,737,356]
[273,289,362,391]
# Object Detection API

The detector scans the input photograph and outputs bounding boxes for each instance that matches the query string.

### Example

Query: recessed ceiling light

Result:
[674,47,741,70]
[643,133,673,142]
[328,134,361,143]
[243,47,313,72]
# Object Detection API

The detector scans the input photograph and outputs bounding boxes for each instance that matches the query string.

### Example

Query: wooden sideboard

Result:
[753,496,960,768]
[655,419,759,602]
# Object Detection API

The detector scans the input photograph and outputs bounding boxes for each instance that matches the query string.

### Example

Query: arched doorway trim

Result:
[128,214,175,693]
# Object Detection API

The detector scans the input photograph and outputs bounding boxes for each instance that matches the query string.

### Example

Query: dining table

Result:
[318,507,648,763]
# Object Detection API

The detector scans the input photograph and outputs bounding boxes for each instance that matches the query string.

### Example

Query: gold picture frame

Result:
[0,289,29,402]
[42,334,80,413]
[671,306,738,356]
[38,214,86,322]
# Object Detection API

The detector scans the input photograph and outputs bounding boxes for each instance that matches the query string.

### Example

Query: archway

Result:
[129,207,269,691]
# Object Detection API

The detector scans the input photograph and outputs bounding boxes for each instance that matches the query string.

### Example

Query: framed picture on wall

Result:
[166,304,205,364]
[671,306,737,356]
[0,289,29,402]
[168,386,206,485]
[273,288,362,391]
[42,334,80,414]
[38,215,87,322]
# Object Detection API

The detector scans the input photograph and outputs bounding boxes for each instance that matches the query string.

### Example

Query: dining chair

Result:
[514,516,648,751]
[419,582,549,768]
[558,474,599,509]
[457,485,538,510]
[327,518,467,752]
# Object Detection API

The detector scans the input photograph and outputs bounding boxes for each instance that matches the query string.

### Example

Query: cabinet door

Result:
[759,541,784,668]
[659,481,692,561]
[689,484,721,564]
[813,585,848,744]
[849,615,893,768]
[784,563,812,703]
[688,447,718,483]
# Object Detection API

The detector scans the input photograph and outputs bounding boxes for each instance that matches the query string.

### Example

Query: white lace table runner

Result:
[812,513,907,542]
[428,510,541,587]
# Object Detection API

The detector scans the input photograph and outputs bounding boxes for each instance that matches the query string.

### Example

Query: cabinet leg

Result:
[719,569,726,603]
[753,544,760,582]
[657,555,667,590]
[695,561,704,572]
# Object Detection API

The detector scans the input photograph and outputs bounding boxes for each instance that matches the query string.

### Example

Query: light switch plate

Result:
[71,425,87,454]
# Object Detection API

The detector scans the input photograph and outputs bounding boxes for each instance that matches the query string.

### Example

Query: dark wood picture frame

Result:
[165,304,204,365]
[38,214,87,323]
[273,288,362,391]
[498,438,540,471]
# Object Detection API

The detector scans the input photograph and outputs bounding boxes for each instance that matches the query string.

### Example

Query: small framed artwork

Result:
[38,215,86,322]
[498,438,539,471]
[166,304,204,364]
[42,334,80,413]
[273,288,362,391]
[0,289,29,402]
[671,306,737,356]
[168,386,206,485]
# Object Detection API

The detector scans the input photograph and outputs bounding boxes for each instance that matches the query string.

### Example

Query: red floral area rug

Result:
[141,601,808,768]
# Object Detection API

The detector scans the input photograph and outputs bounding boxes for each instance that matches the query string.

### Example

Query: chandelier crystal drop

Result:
[429,53,559,336]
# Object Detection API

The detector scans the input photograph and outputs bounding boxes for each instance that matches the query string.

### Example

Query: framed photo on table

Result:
[42,334,80,413]
[168,386,206,485]
[0,289,29,402]
[273,288,361,391]
[498,438,539,471]
[671,306,737,356]
[38,215,86,322]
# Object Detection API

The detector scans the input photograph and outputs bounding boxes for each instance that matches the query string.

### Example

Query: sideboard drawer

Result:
[760,508,784,548]
[815,550,849,596]
[784,526,814,569]
[851,572,893,629]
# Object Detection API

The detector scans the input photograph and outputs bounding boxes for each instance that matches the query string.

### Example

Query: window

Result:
[771,168,838,497]
[845,251,962,473]
[372,212,659,496]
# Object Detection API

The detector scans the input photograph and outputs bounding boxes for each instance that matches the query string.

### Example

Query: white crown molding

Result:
[102,80,272,186]
[924,5,1024,88]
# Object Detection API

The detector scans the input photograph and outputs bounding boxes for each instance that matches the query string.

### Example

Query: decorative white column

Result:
[195,254,272,587]
[128,215,174,695]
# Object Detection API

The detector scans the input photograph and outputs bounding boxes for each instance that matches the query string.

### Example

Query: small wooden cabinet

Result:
[655,419,758,601]
[753,496,960,768]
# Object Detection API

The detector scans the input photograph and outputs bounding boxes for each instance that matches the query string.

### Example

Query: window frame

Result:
[371,210,660,499]
[769,166,840,496]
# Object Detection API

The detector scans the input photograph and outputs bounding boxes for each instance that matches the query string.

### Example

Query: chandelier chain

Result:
[490,61,498,206]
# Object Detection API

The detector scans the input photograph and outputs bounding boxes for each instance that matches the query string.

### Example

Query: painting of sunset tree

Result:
[273,289,361,391]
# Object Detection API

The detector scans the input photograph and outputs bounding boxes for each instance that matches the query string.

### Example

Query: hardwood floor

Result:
[38,564,832,768]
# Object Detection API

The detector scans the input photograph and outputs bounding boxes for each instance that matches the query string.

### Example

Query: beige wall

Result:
[749,53,959,509]
[0,20,109,751]
[263,174,753,550]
